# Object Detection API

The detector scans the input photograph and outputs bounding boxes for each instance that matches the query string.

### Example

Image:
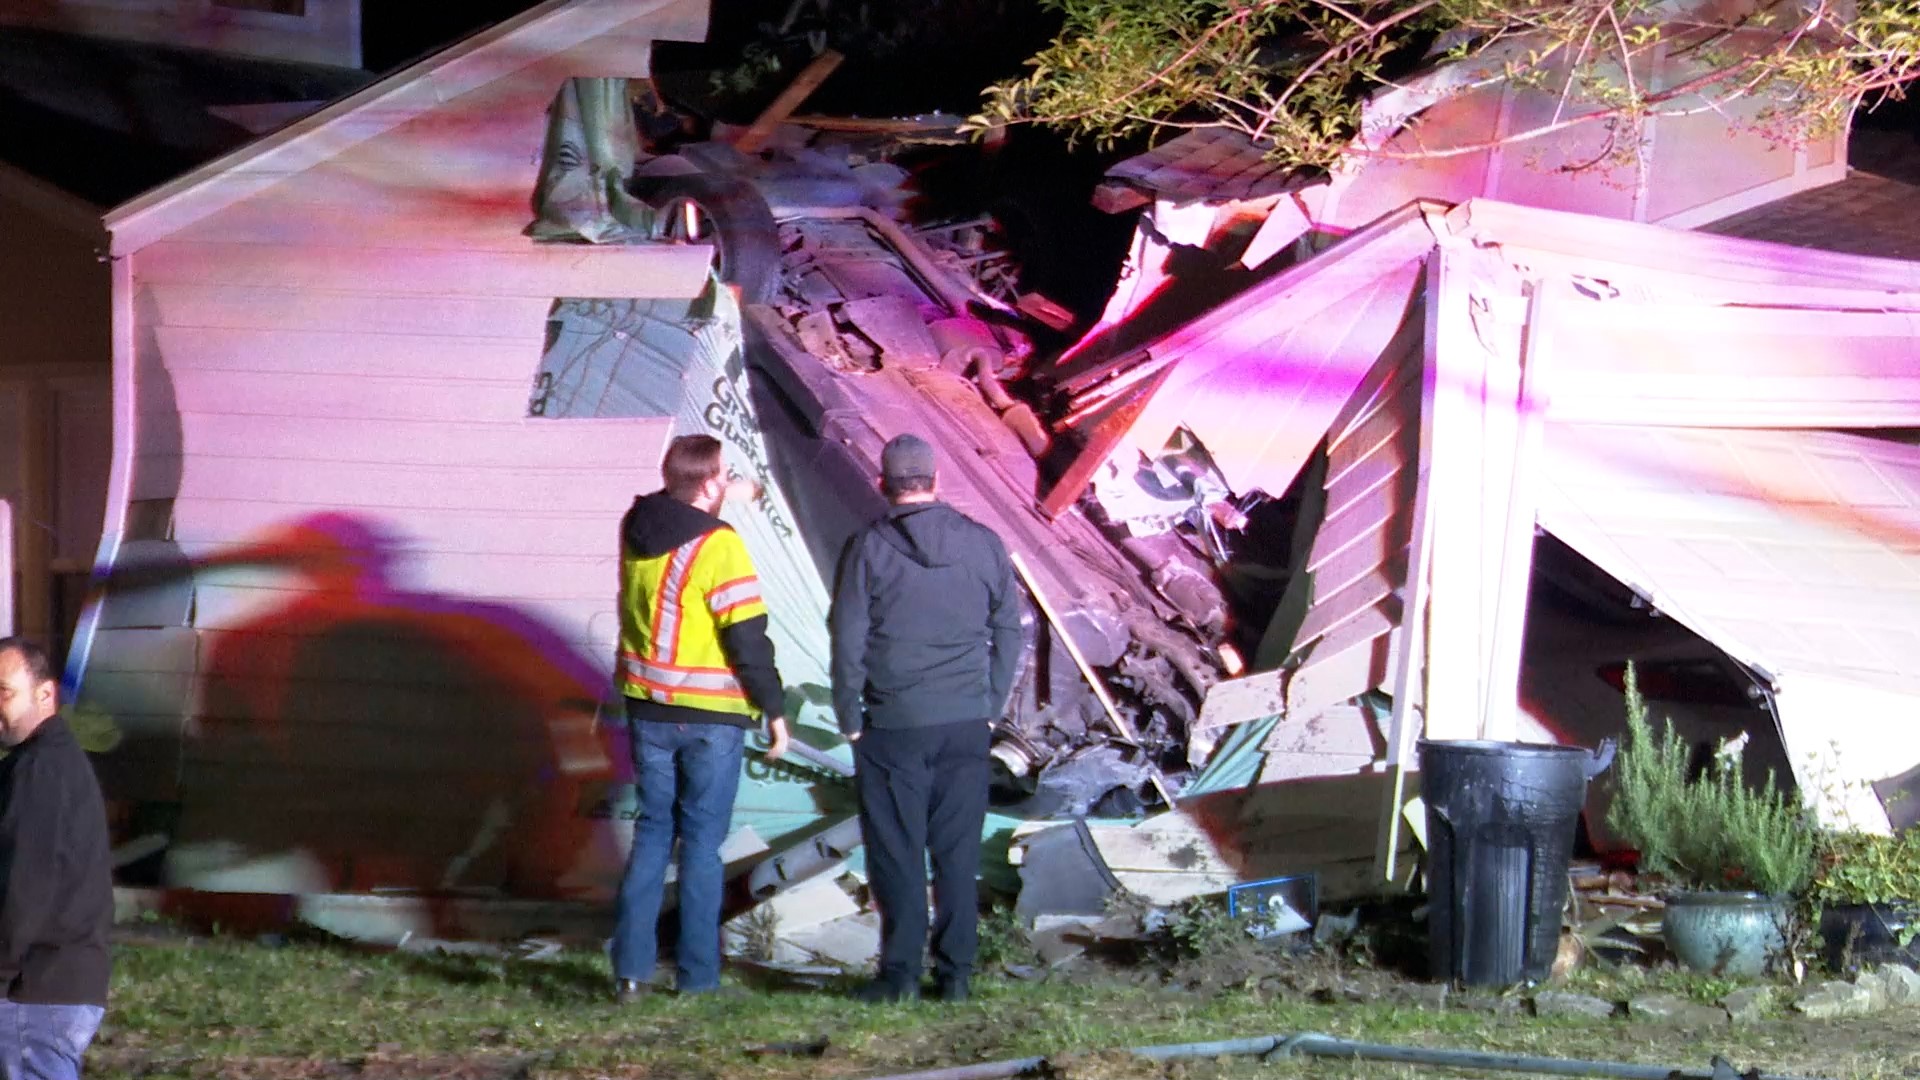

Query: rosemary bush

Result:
[1606,666,1815,897]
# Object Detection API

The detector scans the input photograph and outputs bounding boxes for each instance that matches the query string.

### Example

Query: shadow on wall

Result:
[100,512,627,903]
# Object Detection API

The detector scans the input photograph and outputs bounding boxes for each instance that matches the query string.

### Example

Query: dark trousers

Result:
[854,719,991,985]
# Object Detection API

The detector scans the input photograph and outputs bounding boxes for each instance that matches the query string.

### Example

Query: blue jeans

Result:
[612,720,745,992]
[0,1002,104,1080]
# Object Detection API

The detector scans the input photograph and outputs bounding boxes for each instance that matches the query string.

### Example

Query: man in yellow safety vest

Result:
[612,434,789,1001]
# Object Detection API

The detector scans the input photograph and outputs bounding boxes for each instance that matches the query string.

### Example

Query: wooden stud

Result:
[1011,552,1176,808]
[1038,366,1175,520]
[733,49,845,155]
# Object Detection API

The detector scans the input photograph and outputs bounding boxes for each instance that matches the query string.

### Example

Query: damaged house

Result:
[4,0,1920,953]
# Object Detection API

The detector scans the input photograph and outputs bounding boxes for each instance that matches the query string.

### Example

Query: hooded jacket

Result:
[620,491,784,727]
[830,501,1023,736]
[0,716,112,1006]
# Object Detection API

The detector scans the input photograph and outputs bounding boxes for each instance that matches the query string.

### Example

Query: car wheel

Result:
[633,172,780,305]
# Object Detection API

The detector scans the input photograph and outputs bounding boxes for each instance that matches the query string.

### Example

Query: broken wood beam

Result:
[1016,292,1077,332]
[1039,366,1174,519]
[785,114,966,137]
[734,50,845,155]
[1010,553,1176,807]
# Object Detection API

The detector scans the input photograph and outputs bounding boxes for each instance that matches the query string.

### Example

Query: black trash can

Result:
[1419,738,1614,987]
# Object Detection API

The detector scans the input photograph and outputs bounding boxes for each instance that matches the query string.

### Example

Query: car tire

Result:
[633,172,780,305]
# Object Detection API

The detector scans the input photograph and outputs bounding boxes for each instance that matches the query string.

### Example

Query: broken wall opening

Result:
[1517,531,1789,853]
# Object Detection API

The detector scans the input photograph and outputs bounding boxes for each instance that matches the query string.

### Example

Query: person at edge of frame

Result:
[0,636,113,1080]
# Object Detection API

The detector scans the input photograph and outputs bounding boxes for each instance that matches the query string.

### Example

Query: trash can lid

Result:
[1417,739,1591,757]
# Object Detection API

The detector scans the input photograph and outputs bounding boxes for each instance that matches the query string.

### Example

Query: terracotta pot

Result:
[1662,891,1786,977]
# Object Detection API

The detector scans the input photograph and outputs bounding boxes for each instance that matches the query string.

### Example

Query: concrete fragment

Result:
[1876,963,1920,1005]
[1793,980,1876,1019]
[794,309,859,370]
[1628,993,1727,1027]
[1719,986,1772,1024]
[1533,991,1616,1020]
[1313,911,1359,948]
[1031,913,1105,935]
[1855,969,1891,1011]
[1030,924,1088,968]
[724,867,857,945]
[775,912,881,969]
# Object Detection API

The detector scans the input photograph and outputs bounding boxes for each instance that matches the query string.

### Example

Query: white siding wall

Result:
[86,11,709,899]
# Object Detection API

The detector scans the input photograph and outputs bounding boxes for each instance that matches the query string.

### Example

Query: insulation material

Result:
[532,275,852,853]
[534,275,835,707]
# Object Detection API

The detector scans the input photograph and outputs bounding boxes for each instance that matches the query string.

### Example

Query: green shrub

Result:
[1606,665,1815,897]
[1811,830,1920,908]
[1155,896,1245,961]
[974,903,1038,971]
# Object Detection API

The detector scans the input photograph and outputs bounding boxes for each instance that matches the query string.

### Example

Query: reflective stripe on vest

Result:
[620,652,746,702]
[619,529,755,715]
[650,533,708,667]
[708,575,762,619]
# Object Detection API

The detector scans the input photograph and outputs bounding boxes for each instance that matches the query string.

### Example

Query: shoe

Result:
[852,977,918,1004]
[615,978,652,1005]
[931,975,970,1003]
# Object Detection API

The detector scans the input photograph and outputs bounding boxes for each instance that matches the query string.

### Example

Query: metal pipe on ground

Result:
[863,1031,1833,1080]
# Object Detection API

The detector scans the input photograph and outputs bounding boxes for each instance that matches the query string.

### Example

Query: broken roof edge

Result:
[1141,200,1447,369]
[102,0,711,256]
[1443,196,1920,297]
[1040,200,1445,512]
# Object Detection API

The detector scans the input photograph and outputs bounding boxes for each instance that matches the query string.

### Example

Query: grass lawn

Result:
[92,927,1920,1080]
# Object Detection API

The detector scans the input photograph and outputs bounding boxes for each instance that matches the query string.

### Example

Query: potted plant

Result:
[1606,666,1817,976]
[1810,828,1920,972]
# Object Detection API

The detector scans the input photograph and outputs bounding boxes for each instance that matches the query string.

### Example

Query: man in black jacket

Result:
[831,434,1024,1004]
[0,637,112,1079]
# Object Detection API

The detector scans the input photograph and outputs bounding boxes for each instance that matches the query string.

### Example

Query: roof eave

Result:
[102,0,709,256]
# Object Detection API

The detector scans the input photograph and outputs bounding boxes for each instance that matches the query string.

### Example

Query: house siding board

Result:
[151,327,541,382]
[1537,424,1920,697]
[166,500,616,556]
[1284,335,1422,719]
[148,370,529,424]
[82,5,721,899]
[164,417,646,470]
[137,283,556,338]
[133,456,655,513]
[136,241,712,300]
